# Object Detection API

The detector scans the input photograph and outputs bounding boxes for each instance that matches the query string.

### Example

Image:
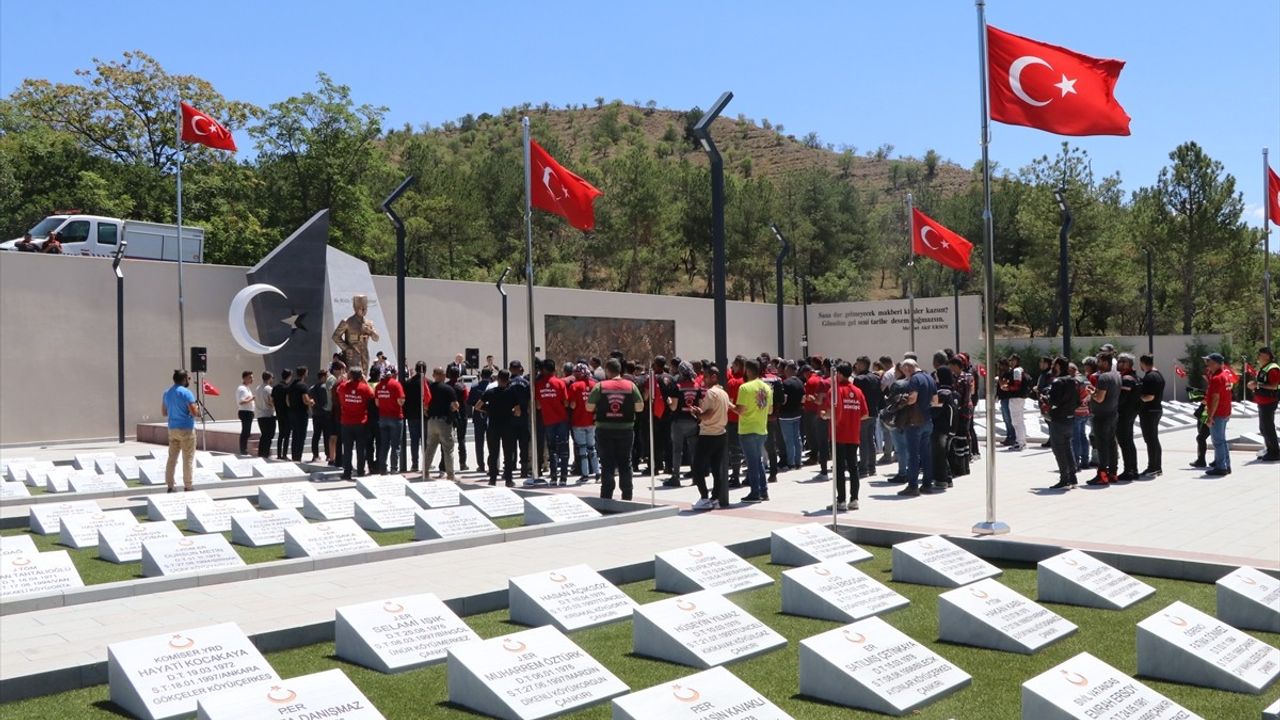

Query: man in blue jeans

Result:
[1203,353,1233,476]
[777,361,805,470]
[897,359,938,496]
[735,359,774,503]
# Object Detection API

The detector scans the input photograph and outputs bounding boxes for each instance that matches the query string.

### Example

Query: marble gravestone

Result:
[770,523,873,567]
[414,506,501,540]
[632,590,786,668]
[29,500,101,535]
[406,481,461,508]
[99,522,183,564]
[195,668,384,720]
[335,592,480,673]
[230,509,307,547]
[654,543,773,595]
[0,533,38,560]
[447,624,628,720]
[352,496,420,531]
[257,481,316,510]
[891,535,1001,588]
[1037,549,1156,610]
[0,550,84,599]
[356,474,410,498]
[938,578,1077,654]
[508,564,637,632]
[301,489,364,521]
[781,560,909,623]
[253,461,305,479]
[219,458,256,480]
[1265,697,1280,720]
[74,452,114,470]
[185,499,255,534]
[146,490,215,522]
[68,473,129,494]
[611,665,795,720]
[2,457,35,481]
[43,470,75,493]
[460,487,524,518]
[194,452,220,470]
[1021,651,1204,720]
[1216,566,1280,633]
[283,519,378,558]
[0,481,30,500]
[522,495,601,525]
[1136,600,1280,694]
[137,459,167,486]
[21,460,56,486]
[141,535,246,577]
[113,456,141,481]
[58,509,138,549]
[799,616,971,716]
[108,622,278,720]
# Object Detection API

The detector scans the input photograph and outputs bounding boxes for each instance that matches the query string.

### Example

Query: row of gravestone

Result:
[97,525,1280,720]
[0,485,601,600]
[0,451,309,499]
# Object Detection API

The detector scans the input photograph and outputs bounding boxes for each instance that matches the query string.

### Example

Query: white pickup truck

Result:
[0,214,204,261]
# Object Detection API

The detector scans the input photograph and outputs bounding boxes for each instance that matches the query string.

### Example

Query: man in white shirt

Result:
[255,371,276,459]
[236,371,256,456]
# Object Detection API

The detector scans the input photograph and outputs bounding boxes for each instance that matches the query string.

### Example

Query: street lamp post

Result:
[1054,187,1073,359]
[771,224,789,357]
[112,240,129,444]
[497,267,511,365]
[1145,248,1154,354]
[381,174,416,467]
[693,91,734,371]
[801,275,811,359]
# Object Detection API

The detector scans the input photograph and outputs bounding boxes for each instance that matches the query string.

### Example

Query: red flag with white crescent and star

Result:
[911,208,974,273]
[1267,166,1280,226]
[180,102,237,152]
[530,139,602,231]
[1174,365,1187,379]
[987,25,1130,137]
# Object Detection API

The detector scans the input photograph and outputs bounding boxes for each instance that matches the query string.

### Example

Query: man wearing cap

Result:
[1248,347,1280,461]
[508,360,533,477]
[1203,353,1233,476]
[567,363,599,482]
[1087,353,1121,485]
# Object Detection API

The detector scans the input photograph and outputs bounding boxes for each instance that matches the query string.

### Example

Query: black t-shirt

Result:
[427,380,457,419]
[509,375,531,415]
[1139,370,1165,413]
[779,376,805,418]
[403,375,423,416]
[287,379,310,417]
[854,372,884,414]
[482,384,516,424]
[1118,372,1142,415]
[1048,376,1081,421]
[271,381,290,414]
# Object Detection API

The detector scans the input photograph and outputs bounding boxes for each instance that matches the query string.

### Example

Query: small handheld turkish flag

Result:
[911,208,974,273]
[201,380,221,397]
[180,102,237,152]
[1267,166,1280,226]
[530,140,602,231]
[987,25,1130,137]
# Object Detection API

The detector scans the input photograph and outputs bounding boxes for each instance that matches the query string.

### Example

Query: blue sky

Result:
[2,0,1277,226]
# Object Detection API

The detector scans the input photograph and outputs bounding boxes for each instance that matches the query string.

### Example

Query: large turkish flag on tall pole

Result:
[529,140,602,231]
[180,102,237,152]
[912,209,974,273]
[987,25,1130,136]
[1267,165,1280,226]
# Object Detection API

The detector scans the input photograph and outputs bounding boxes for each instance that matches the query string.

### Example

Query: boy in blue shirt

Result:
[162,369,200,492]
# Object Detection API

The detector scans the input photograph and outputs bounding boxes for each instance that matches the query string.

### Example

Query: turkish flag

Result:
[1268,166,1280,226]
[201,380,221,397]
[987,25,1130,137]
[530,140,602,231]
[911,208,974,273]
[1174,365,1187,379]
[180,102,237,152]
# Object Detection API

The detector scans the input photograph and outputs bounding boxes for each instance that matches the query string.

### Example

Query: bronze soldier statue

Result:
[332,294,379,370]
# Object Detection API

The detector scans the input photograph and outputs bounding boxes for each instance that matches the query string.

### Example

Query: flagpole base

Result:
[971,520,1011,536]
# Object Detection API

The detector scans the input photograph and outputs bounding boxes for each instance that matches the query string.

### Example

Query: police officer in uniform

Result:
[588,359,644,501]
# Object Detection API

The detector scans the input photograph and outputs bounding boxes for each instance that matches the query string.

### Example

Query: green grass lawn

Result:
[0,511,524,585]
[3,548,1277,719]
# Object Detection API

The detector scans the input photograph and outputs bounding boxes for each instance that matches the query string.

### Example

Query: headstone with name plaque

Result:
[406,481,460,508]
[194,452,220,470]
[230,509,307,547]
[891,535,1002,588]
[149,447,168,459]
[74,452,114,471]
[1021,651,1204,720]
[37,466,74,490]
[938,578,1077,654]
[1037,549,1156,610]
[302,489,364,521]
[1,481,30,500]
[654,542,773,595]
[353,496,420,531]
[2,457,35,482]
[799,615,972,716]
[141,534,246,577]
[29,500,101,535]
[1265,697,1280,720]
[257,481,316,510]
[781,561,909,623]
[99,522,183,563]
[44,472,73,493]
[0,550,84,599]
[21,460,55,486]
[93,456,126,476]
[612,665,796,720]
[522,495,601,525]
[356,475,410,498]
[284,519,378,558]
[771,523,873,567]
[69,474,129,494]
[509,564,637,632]
[146,490,215,522]
[195,668,384,720]
[113,457,142,481]
[254,461,304,479]
[335,592,481,673]
[107,622,279,720]
[0,534,38,560]
[1216,566,1280,633]
[219,458,256,479]
[59,509,138,549]
[190,468,222,486]
[1136,600,1280,694]
[632,590,786,668]
[186,499,256,534]
[460,487,524,518]
[137,459,166,485]
[414,505,501,540]
[447,624,628,720]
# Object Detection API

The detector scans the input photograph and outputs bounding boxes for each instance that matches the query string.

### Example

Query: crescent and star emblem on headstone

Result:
[382,601,405,614]
[676,599,698,612]
[1060,670,1089,687]
[814,566,832,577]
[168,634,195,649]
[266,686,297,704]
[671,685,701,703]
[502,639,527,653]
[11,557,31,567]
[1009,56,1077,107]
[1164,614,1188,627]
[549,572,568,583]
[969,588,990,600]
[687,548,704,558]
[1240,575,1257,586]
[843,630,867,644]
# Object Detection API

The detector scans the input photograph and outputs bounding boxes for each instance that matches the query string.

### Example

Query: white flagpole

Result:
[522,117,540,484]
[176,101,187,369]
[649,371,656,507]
[973,0,1009,535]
[1264,148,1272,348]
[829,362,838,530]
[906,192,916,353]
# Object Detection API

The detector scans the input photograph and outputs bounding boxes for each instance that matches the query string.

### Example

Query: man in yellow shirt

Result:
[735,359,774,503]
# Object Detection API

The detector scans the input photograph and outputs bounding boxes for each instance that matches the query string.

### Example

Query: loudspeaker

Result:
[190,346,208,373]
[465,347,480,370]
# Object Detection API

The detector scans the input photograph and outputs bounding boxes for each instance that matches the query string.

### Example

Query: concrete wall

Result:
[807,295,984,361]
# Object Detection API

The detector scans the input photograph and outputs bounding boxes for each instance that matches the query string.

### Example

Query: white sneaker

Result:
[523,477,546,487]
[691,498,712,510]
[705,499,721,510]
[814,473,829,482]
